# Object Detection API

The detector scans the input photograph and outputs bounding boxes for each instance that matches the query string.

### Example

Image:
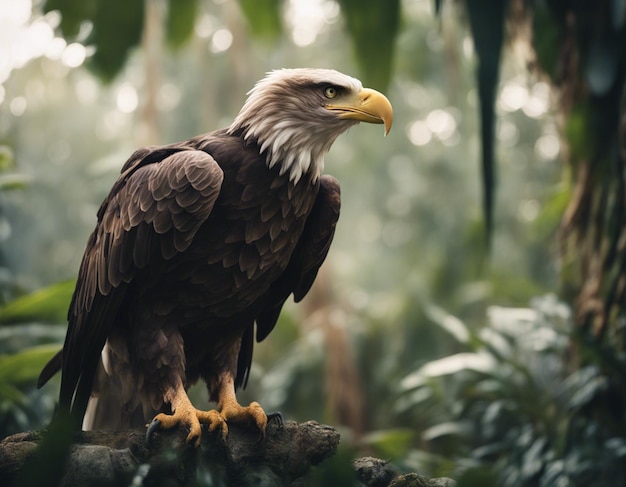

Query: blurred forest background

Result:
[1,0,625,485]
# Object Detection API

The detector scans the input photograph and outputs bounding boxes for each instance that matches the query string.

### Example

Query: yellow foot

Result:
[220,400,268,436]
[146,400,269,447]
[147,403,226,447]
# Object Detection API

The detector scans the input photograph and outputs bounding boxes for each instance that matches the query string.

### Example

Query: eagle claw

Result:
[145,407,225,447]
[267,411,284,429]
[145,418,162,444]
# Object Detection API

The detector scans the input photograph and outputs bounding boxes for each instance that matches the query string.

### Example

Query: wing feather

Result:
[235,175,340,388]
[256,175,340,341]
[41,147,224,424]
[245,219,269,243]
[260,197,281,222]
[293,176,341,301]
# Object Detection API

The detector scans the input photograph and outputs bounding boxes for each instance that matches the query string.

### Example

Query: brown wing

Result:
[291,175,342,303]
[236,175,341,388]
[40,146,224,425]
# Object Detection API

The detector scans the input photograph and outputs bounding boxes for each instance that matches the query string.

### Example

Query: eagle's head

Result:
[228,68,393,183]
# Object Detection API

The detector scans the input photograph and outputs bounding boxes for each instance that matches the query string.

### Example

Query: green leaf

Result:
[337,0,400,91]
[422,421,467,441]
[0,381,24,402]
[564,101,593,162]
[0,173,31,191]
[535,184,570,238]
[237,0,283,41]
[87,0,145,82]
[43,0,96,38]
[166,0,198,49]
[363,428,414,461]
[0,145,15,171]
[417,352,496,378]
[0,280,75,325]
[532,3,562,79]
[0,345,60,387]
[424,304,471,344]
[465,0,508,246]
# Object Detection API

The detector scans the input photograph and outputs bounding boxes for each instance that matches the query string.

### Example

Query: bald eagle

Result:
[38,68,392,445]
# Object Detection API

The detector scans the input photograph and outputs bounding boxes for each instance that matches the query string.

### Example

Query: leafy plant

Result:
[0,280,74,325]
[398,295,626,485]
[0,282,71,436]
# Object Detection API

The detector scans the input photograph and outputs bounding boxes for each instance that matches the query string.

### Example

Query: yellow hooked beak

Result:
[326,87,393,136]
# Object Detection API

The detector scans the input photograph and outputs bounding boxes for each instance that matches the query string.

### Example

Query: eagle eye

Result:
[323,86,338,99]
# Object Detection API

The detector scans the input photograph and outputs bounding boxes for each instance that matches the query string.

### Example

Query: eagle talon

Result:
[218,398,268,438]
[146,403,224,447]
[267,411,284,429]
[146,418,162,444]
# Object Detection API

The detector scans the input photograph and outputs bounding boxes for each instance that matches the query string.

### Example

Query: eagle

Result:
[38,68,392,446]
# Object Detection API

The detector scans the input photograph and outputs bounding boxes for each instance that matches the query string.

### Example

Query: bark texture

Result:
[354,457,457,487]
[1,422,457,486]
[0,420,338,486]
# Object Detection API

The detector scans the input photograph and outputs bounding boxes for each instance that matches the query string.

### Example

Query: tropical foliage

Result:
[1,0,625,485]
[398,295,626,485]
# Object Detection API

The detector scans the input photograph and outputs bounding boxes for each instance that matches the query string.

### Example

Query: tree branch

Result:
[1,420,339,486]
[1,422,457,486]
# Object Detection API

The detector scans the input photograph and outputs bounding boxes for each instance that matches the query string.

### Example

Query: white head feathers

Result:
[228,69,363,183]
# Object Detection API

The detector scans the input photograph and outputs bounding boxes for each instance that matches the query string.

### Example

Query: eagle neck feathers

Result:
[228,117,332,185]
[227,70,361,184]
